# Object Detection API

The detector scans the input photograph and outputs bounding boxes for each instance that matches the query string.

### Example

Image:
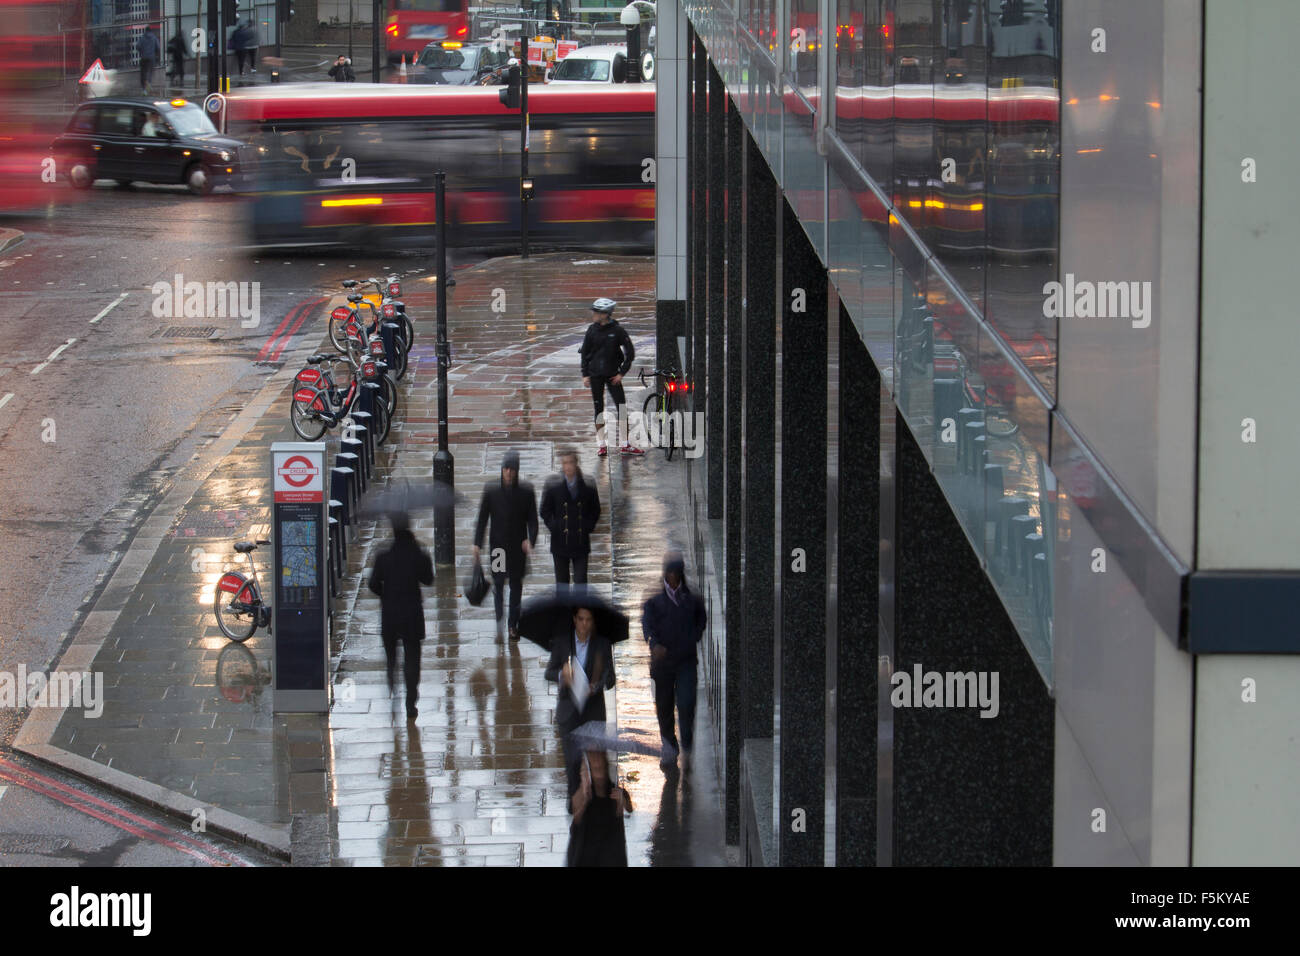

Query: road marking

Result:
[89,292,129,325]
[0,393,12,411]
[30,339,76,376]
[0,785,6,804]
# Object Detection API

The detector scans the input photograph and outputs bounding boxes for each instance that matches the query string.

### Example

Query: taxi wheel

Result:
[185,163,212,196]
[68,163,94,189]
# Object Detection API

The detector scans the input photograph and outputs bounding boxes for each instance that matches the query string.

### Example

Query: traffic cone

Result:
[399,54,408,83]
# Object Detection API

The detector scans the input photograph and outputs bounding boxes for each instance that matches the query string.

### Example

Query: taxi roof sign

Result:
[79,59,106,84]
[170,98,189,107]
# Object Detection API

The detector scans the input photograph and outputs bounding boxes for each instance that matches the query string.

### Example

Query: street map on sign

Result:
[280,520,318,588]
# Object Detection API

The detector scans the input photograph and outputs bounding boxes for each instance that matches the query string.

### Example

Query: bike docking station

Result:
[270,442,329,713]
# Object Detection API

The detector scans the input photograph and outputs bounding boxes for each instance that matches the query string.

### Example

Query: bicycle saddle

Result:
[342,279,358,288]
[234,541,256,553]
[307,354,325,364]
[347,293,364,303]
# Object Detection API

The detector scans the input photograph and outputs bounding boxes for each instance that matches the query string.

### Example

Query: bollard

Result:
[994,496,1030,563]
[1022,532,1045,590]
[329,499,347,567]
[336,451,362,496]
[1009,514,1038,576]
[327,514,340,598]
[984,463,1004,501]
[331,466,358,535]
[340,437,366,490]
[963,420,986,475]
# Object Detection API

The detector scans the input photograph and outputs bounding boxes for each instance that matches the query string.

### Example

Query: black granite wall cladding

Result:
[723,98,745,844]
[742,129,776,749]
[706,60,726,520]
[778,199,828,865]
[837,308,879,866]
[656,300,687,378]
[892,416,1053,865]
[691,32,708,390]
[683,23,694,380]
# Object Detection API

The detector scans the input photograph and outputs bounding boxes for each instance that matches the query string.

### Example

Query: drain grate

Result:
[168,507,259,538]
[158,326,218,338]
[415,843,523,866]
[379,751,445,779]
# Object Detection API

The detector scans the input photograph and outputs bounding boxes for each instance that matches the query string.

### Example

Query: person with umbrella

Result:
[368,512,434,720]
[539,449,600,587]
[542,604,618,808]
[473,451,538,641]
[641,550,707,769]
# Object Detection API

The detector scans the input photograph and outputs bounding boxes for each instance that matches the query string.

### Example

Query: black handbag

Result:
[465,559,490,606]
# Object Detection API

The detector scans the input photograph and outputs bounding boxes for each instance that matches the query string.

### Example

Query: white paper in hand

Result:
[568,655,591,712]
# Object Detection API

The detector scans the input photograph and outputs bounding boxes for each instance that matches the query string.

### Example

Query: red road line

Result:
[256,300,309,363]
[0,759,247,867]
[269,296,327,364]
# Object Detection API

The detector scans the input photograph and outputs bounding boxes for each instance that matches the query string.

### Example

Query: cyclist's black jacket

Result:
[580,319,635,378]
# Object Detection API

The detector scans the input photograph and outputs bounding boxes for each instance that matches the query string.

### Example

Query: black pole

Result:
[371,0,380,82]
[520,57,529,259]
[626,21,640,83]
[433,171,455,566]
[218,0,227,91]
[206,0,218,93]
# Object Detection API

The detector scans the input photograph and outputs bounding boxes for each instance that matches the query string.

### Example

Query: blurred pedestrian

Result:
[580,297,642,457]
[566,748,629,867]
[231,20,257,75]
[539,449,600,587]
[641,550,706,769]
[166,30,187,87]
[136,27,161,94]
[545,606,616,806]
[328,54,356,82]
[473,451,538,641]
[368,512,434,720]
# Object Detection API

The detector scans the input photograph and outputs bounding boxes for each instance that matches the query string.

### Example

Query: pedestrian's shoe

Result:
[597,444,608,457]
[660,739,679,769]
[620,444,645,456]
[509,626,520,642]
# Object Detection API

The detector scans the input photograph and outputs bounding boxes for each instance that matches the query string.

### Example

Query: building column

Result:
[653,0,687,369]
[706,60,726,519]
[690,30,708,389]
[723,95,745,844]
[835,305,879,866]
[891,417,1054,865]
[776,199,828,865]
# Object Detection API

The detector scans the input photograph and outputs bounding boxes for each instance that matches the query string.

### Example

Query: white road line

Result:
[0,393,12,411]
[31,339,77,376]
[0,785,6,804]
[89,292,129,325]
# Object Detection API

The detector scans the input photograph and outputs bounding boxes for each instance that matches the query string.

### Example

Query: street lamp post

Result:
[433,171,456,565]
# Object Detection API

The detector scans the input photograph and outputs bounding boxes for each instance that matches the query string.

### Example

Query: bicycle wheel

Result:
[380,372,398,419]
[390,335,408,380]
[985,414,1019,438]
[214,573,259,642]
[329,311,351,353]
[291,387,329,441]
[371,389,392,444]
[642,392,661,449]
[665,400,676,461]
[399,314,414,352]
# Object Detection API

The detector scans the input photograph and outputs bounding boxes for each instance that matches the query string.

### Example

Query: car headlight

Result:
[219,151,231,162]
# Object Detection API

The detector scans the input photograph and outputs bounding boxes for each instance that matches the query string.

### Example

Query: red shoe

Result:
[620,444,645,456]
[597,445,608,457]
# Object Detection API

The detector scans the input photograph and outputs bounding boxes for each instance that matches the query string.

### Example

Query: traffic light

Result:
[498,64,521,109]
[224,1,239,27]
[278,0,295,21]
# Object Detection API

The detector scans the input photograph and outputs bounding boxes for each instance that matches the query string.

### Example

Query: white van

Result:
[548,44,650,84]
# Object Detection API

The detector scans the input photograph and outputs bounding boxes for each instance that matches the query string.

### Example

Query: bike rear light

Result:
[666,382,676,392]
[679,382,690,392]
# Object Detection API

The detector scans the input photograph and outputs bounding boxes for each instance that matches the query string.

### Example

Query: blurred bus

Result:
[222,83,654,250]
[385,0,471,64]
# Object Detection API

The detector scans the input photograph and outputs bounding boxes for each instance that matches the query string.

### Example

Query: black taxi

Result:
[51,96,248,195]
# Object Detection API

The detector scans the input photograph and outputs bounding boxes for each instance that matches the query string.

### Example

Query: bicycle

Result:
[639,365,690,461]
[290,347,394,444]
[336,276,414,356]
[213,539,272,642]
[331,284,410,380]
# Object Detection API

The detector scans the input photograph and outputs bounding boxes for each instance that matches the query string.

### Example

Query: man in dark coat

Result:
[166,31,187,87]
[368,512,434,719]
[136,28,161,94]
[473,450,538,641]
[539,449,600,586]
[545,605,616,807]
[640,550,707,769]
[328,55,356,82]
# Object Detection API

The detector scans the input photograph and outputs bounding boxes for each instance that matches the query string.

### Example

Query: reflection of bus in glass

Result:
[223,84,654,250]
[385,0,470,63]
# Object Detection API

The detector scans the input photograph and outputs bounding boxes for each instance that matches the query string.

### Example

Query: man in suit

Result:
[539,449,600,587]
[545,605,617,807]
[368,512,434,720]
[473,451,538,641]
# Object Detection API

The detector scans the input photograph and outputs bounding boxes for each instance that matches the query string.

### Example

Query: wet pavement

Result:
[17,252,728,866]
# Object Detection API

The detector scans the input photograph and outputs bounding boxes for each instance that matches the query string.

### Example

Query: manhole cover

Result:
[168,507,259,538]
[0,834,72,855]
[157,326,218,338]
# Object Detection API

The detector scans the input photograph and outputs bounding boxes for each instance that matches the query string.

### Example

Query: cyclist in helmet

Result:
[580,297,642,456]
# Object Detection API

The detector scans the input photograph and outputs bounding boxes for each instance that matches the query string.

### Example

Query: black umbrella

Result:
[567,721,666,758]
[516,590,630,650]
[356,477,459,519]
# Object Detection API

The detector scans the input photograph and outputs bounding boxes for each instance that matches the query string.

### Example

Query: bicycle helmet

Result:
[592,297,617,314]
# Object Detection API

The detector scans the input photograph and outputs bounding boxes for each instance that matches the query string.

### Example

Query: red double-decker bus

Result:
[221,83,655,250]
[385,0,470,63]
